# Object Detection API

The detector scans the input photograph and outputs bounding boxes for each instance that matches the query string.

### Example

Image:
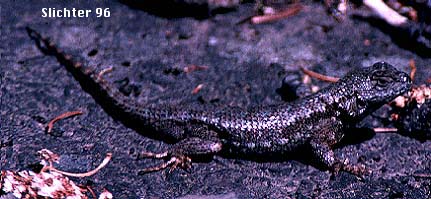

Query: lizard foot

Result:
[341,162,370,177]
[138,151,191,174]
[332,159,371,179]
[138,137,222,174]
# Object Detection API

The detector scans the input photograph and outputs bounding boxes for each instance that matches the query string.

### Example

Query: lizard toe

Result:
[341,162,370,179]
[138,151,192,174]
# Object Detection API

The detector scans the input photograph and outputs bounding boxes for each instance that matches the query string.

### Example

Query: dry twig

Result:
[43,152,112,178]
[192,84,204,94]
[300,67,339,83]
[373,127,398,133]
[413,173,431,178]
[363,0,407,26]
[183,65,208,73]
[46,110,83,133]
[97,66,114,81]
[409,59,416,80]
[251,4,302,24]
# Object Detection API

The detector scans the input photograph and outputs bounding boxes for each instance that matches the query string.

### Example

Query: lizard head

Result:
[338,62,412,118]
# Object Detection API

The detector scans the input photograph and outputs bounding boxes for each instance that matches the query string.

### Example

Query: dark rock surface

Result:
[1,0,430,198]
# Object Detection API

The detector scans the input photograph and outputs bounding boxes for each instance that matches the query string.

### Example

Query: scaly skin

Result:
[27,27,412,176]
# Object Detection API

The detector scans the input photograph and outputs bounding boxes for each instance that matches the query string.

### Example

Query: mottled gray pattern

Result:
[27,27,412,175]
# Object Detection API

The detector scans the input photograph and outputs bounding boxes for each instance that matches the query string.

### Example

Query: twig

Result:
[183,65,209,73]
[413,173,431,178]
[192,84,204,94]
[409,59,416,80]
[97,66,114,81]
[363,0,408,26]
[251,4,302,24]
[300,67,340,83]
[45,153,112,178]
[46,110,83,133]
[86,185,97,198]
[373,127,398,133]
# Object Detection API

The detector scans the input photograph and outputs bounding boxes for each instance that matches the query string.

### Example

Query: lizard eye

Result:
[371,74,394,88]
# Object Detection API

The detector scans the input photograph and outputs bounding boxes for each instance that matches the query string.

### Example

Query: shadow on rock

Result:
[352,15,431,58]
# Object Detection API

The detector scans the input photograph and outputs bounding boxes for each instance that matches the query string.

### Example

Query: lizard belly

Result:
[221,128,312,155]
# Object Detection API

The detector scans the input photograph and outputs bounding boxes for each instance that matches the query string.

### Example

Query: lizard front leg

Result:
[139,128,222,174]
[310,140,369,177]
[308,117,369,177]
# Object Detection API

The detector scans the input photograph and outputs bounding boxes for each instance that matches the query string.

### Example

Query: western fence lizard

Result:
[26,27,412,176]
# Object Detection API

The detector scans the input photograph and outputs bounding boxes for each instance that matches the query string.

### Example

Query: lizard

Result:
[26,27,412,176]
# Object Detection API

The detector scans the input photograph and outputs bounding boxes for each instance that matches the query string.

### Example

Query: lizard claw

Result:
[330,159,371,179]
[168,156,192,174]
[138,151,192,174]
[341,161,371,179]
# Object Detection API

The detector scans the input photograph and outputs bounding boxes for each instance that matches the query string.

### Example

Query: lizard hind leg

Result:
[139,137,222,174]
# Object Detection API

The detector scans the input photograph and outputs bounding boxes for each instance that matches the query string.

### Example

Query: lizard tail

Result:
[25,27,156,125]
